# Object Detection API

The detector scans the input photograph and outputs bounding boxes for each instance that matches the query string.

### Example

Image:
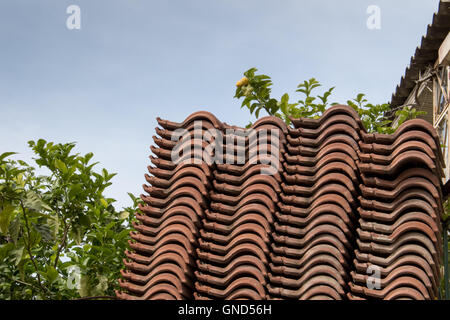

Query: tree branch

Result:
[53,220,70,268]
[19,200,49,296]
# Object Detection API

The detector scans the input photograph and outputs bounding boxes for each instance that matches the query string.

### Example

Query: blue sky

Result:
[0,0,440,208]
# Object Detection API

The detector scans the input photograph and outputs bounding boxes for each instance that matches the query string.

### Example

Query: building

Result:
[390,0,450,181]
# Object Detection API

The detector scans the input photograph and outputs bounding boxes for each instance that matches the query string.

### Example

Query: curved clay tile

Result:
[205,204,274,225]
[119,272,192,297]
[139,196,205,219]
[267,275,345,299]
[147,161,212,180]
[156,111,224,131]
[226,288,267,300]
[358,190,442,218]
[300,285,343,300]
[149,155,209,172]
[360,141,436,164]
[214,166,282,185]
[282,153,358,177]
[384,287,427,300]
[196,243,268,265]
[150,145,214,164]
[359,212,440,236]
[132,224,197,245]
[252,115,289,134]
[195,277,267,299]
[278,193,354,218]
[357,200,438,224]
[270,245,349,269]
[354,246,439,278]
[273,224,352,250]
[202,214,272,235]
[145,168,211,189]
[126,243,194,266]
[287,123,362,147]
[280,184,356,207]
[349,276,429,300]
[132,216,198,237]
[268,265,347,289]
[282,162,358,186]
[358,151,440,177]
[353,256,438,290]
[288,133,361,157]
[195,265,267,287]
[359,177,440,201]
[200,225,270,245]
[122,253,193,274]
[290,114,362,138]
[120,263,193,286]
[290,105,363,129]
[360,168,441,190]
[269,253,349,279]
[196,255,268,277]
[215,163,281,178]
[143,177,209,198]
[271,235,351,261]
[356,233,439,263]
[209,185,278,205]
[130,231,195,255]
[213,175,281,194]
[359,131,444,166]
[274,214,353,238]
[210,194,276,214]
[357,221,439,248]
[135,206,201,228]
[350,266,435,298]
[275,204,353,227]
[285,143,360,164]
[281,173,357,197]
[141,187,208,209]
[115,289,179,300]
[198,233,270,255]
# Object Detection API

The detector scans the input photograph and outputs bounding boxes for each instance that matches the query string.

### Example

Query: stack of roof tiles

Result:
[348,119,445,300]
[116,105,445,300]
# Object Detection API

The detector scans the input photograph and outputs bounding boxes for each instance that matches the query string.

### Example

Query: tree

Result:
[0,140,140,299]
[234,67,425,132]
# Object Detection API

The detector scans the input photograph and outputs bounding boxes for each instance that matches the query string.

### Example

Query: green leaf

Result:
[45,265,59,283]
[54,159,68,174]
[78,274,90,297]
[78,214,91,228]
[0,243,14,261]
[8,215,21,244]
[0,203,15,234]
[32,222,53,242]
[24,191,52,213]
[100,198,108,207]
[0,152,17,162]
[11,246,24,266]
[119,211,130,220]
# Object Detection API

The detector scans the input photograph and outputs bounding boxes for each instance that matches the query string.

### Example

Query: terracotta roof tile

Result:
[117,104,445,300]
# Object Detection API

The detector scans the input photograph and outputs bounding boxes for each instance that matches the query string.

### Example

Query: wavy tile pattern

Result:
[116,105,444,300]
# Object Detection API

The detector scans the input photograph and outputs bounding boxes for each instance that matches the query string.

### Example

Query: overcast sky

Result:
[0,0,440,208]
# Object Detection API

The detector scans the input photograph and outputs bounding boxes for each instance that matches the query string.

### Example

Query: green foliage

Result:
[235,68,426,132]
[0,141,140,299]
